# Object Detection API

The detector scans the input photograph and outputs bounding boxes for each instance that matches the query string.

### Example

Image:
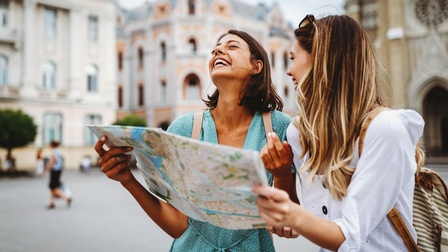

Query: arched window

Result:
[118,85,123,107]
[138,47,144,68]
[160,80,167,104]
[188,0,196,15]
[43,112,63,145]
[85,114,101,145]
[42,61,56,90]
[188,38,197,54]
[283,51,289,69]
[184,74,200,100]
[138,84,144,106]
[0,0,9,28]
[0,55,7,85]
[118,51,123,71]
[161,42,166,62]
[86,64,98,92]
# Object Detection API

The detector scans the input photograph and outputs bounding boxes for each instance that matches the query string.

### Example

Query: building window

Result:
[88,15,99,42]
[43,112,63,145]
[138,47,144,68]
[42,61,56,90]
[188,39,197,54]
[86,64,98,92]
[118,86,123,107]
[160,81,166,104]
[138,84,144,106]
[118,52,123,71]
[0,0,9,28]
[161,42,166,62]
[0,55,7,85]
[43,8,57,38]
[85,114,101,145]
[184,74,200,100]
[188,0,196,15]
[283,51,289,69]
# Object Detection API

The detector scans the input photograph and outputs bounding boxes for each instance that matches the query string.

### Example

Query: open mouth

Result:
[214,59,230,68]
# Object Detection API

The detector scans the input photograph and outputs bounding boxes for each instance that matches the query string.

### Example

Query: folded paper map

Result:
[87,125,268,230]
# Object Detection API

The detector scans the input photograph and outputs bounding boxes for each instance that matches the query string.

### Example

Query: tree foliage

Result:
[113,114,147,127]
[0,109,37,160]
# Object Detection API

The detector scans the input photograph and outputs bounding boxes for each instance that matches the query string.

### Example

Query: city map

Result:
[87,125,269,230]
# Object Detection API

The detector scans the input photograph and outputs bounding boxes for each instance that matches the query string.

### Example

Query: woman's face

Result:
[287,39,312,90]
[209,34,259,84]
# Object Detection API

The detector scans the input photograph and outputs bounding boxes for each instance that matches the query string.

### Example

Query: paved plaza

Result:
[1,165,447,252]
[0,168,322,252]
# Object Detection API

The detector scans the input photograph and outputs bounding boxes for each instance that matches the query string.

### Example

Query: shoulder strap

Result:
[262,112,273,136]
[191,111,204,140]
[191,111,273,140]
[358,107,420,252]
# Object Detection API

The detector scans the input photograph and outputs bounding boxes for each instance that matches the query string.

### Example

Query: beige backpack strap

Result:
[358,107,419,252]
[191,111,204,140]
[262,112,273,136]
[387,208,420,252]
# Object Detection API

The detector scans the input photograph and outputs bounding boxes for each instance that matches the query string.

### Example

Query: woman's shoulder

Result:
[270,110,292,127]
[167,112,195,137]
[367,109,424,145]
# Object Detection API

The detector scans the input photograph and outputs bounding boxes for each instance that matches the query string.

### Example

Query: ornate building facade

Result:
[346,0,448,159]
[115,0,295,129]
[0,0,116,169]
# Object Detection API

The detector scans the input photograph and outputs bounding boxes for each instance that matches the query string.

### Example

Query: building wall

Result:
[116,0,295,129]
[345,0,448,158]
[0,0,117,170]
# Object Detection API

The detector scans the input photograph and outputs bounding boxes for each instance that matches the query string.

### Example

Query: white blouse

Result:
[288,109,424,251]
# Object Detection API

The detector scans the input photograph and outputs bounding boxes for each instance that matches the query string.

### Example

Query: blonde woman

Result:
[253,15,425,251]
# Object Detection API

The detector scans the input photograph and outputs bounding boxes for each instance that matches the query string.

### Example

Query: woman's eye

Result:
[211,50,216,55]
[289,57,294,61]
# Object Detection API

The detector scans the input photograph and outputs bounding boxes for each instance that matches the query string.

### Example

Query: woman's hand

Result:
[267,226,300,239]
[94,136,134,184]
[260,132,293,179]
[252,185,300,229]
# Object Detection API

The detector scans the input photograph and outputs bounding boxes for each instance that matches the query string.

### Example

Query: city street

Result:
[1,166,447,252]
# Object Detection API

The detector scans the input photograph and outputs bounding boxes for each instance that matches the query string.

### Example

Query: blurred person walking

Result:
[40,140,72,209]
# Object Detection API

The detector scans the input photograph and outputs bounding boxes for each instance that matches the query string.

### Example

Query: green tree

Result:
[113,114,147,127]
[0,109,37,169]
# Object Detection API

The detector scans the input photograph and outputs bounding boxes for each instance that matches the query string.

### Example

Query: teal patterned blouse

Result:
[166,110,291,252]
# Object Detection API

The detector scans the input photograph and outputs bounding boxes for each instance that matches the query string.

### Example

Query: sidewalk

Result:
[0,169,318,252]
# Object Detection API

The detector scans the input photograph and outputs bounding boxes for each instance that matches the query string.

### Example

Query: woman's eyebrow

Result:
[215,40,242,47]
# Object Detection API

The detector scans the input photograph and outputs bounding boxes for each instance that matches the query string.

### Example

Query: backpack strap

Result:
[191,111,204,140]
[191,111,272,140]
[358,107,420,252]
[262,112,273,136]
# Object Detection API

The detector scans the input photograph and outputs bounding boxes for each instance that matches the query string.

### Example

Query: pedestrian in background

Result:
[253,14,425,251]
[40,140,72,209]
[35,148,44,176]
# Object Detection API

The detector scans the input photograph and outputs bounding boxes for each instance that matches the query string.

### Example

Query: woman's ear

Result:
[252,60,263,74]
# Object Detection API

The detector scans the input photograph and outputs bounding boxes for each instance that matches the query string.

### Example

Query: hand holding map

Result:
[87,125,268,230]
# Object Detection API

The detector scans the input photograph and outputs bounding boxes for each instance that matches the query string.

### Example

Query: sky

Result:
[117,0,345,26]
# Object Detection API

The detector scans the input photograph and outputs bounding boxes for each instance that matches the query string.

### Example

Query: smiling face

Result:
[209,34,258,85]
[287,39,312,90]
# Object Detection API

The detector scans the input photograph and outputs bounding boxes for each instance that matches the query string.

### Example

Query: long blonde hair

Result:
[293,15,390,200]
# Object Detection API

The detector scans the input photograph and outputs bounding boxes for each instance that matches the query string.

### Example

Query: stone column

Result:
[68,7,82,100]
[21,0,36,96]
